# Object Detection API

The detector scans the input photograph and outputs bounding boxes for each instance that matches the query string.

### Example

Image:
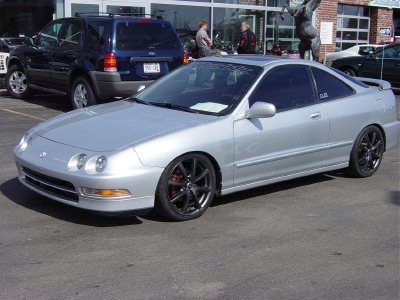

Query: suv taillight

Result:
[104,53,117,72]
[183,53,188,64]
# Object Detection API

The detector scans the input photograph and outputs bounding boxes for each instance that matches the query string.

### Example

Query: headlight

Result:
[95,156,107,172]
[77,154,87,169]
[19,132,31,151]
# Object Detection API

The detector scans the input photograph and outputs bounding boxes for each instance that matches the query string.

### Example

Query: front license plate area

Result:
[144,63,160,73]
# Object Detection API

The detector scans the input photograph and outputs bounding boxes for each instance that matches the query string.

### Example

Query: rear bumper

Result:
[383,120,399,151]
[88,71,154,99]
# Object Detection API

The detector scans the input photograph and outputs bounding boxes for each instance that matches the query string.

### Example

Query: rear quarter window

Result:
[311,67,354,101]
[115,22,181,51]
[87,21,108,50]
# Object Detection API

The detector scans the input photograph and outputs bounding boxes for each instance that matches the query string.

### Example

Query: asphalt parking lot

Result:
[0,89,399,299]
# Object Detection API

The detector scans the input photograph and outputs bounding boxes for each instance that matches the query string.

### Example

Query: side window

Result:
[59,21,83,49]
[36,21,64,48]
[87,22,108,50]
[311,67,354,101]
[249,65,316,112]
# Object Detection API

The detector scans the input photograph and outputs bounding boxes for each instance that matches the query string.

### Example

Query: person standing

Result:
[237,21,257,54]
[196,21,212,58]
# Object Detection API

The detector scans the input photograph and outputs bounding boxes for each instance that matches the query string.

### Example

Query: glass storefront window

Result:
[72,4,99,16]
[342,5,358,16]
[266,10,296,52]
[359,19,369,29]
[107,6,145,16]
[267,0,289,7]
[0,0,60,37]
[342,18,358,29]
[214,0,265,5]
[213,7,264,54]
[150,3,210,36]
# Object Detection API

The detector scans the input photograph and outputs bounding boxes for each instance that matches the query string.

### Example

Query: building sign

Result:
[320,22,333,45]
[379,27,392,36]
[368,0,400,9]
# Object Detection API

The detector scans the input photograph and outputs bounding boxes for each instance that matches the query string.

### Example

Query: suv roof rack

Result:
[74,12,163,19]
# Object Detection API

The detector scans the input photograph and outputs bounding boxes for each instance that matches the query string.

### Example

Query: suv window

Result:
[116,22,181,51]
[249,65,316,111]
[37,21,64,48]
[311,67,354,101]
[87,21,108,50]
[59,21,83,49]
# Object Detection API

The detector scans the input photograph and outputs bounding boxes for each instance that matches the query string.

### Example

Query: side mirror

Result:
[137,85,146,92]
[246,102,276,119]
[25,37,34,46]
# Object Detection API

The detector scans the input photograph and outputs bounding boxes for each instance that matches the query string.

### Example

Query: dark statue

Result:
[280,0,321,62]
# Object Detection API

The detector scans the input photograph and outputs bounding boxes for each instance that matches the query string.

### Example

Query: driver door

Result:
[233,64,329,186]
[27,20,64,85]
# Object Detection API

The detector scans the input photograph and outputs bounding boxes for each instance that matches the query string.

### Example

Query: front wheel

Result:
[348,126,384,178]
[6,64,34,99]
[154,154,216,221]
[71,76,98,109]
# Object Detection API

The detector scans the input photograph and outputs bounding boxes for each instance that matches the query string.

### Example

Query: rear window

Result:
[116,22,181,51]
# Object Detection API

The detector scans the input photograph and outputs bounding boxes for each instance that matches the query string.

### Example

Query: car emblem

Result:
[149,52,156,56]
[39,151,47,158]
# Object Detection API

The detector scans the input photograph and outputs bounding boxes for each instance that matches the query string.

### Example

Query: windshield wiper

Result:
[148,102,197,113]
[148,40,172,49]
[127,97,149,105]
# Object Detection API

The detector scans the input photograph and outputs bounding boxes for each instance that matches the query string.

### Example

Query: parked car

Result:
[6,13,187,109]
[331,43,400,88]
[13,56,399,221]
[0,37,25,88]
[325,44,382,65]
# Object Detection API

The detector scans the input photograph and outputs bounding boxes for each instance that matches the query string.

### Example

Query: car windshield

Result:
[133,61,262,116]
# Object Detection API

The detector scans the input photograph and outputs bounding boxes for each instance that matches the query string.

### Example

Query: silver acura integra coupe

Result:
[14,56,399,221]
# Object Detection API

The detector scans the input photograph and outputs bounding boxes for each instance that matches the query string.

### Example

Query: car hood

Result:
[33,100,217,151]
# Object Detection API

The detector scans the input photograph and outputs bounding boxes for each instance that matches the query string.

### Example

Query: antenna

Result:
[379,45,384,91]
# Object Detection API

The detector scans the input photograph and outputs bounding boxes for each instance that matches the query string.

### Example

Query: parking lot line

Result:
[1,108,45,121]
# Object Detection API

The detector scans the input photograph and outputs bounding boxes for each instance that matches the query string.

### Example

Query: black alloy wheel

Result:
[348,125,384,177]
[155,154,216,221]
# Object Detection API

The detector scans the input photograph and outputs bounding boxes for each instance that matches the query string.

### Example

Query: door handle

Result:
[310,113,321,120]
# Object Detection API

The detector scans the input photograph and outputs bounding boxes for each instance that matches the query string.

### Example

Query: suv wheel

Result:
[6,65,34,99]
[71,76,98,109]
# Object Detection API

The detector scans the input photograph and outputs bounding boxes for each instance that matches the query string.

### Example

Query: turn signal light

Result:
[104,52,117,72]
[82,188,131,197]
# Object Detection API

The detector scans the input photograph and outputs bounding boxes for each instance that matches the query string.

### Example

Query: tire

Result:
[5,64,34,99]
[154,153,216,221]
[341,67,356,77]
[71,76,98,109]
[348,126,384,178]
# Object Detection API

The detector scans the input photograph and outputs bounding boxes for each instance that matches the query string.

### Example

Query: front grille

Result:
[21,166,79,202]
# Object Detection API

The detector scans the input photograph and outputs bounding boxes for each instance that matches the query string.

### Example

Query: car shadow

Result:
[0,178,143,226]
[210,173,335,207]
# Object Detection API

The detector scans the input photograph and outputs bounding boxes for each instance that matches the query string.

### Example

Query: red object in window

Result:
[104,52,117,72]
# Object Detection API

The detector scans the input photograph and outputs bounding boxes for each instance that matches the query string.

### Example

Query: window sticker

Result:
[191,102,228,113]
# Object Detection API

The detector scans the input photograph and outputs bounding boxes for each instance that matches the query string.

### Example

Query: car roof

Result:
[197,55,322,67]
[63,13,165,22]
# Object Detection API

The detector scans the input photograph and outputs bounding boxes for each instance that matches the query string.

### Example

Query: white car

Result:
[325,44,381,65]
[0,52,9,88]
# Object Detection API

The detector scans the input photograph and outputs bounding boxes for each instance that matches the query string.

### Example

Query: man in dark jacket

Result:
[237,21,257,54]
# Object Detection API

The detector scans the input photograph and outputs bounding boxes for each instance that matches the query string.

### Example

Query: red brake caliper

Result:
[169,174,181,196]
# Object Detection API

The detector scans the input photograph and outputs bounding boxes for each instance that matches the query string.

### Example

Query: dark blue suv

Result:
[6,13,187,109]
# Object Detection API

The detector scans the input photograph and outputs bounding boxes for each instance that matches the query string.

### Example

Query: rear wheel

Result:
[341,67,356,77]
[348,126,384,178]
[71,76,98,109]
[154,154,216,221]
[6,64,34,99]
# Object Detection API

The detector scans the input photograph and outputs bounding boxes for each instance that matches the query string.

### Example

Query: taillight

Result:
[183,53,188,64]
[104,52,117,72]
